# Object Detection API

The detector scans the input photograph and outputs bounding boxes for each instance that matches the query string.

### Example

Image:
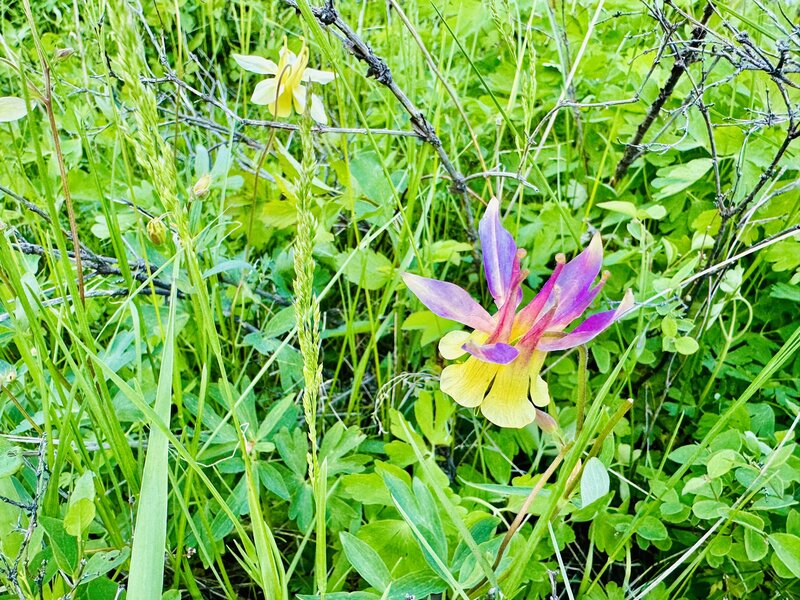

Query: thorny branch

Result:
[0,186,291,309]
[282,0,480,250]
[612,1,716,184]
[0,438,49,600]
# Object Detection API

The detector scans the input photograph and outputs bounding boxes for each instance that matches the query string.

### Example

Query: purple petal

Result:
[463,340,519,364]
[516,254,565,331]
[552,233,603,322]
[402,272,495,332]
[537,289,635,351]
[479,198,517,307]
[550,276,607,329]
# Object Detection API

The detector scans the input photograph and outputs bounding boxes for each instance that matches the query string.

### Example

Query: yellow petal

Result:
[441,357,497,408]
[480,361,536,428]
[309,94,327,125]
[275,89,294,117]
[293,85,307,114]
[303,68,335,84]
[251,79,278,106]
[528,350,550,407]
[439,330,470,360]
[530,374,550,408]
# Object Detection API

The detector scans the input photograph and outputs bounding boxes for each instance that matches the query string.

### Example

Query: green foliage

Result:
[0,0,798,598]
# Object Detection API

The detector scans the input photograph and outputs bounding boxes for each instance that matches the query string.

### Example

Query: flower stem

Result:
[575,345,588,434]
[492,443,572,570]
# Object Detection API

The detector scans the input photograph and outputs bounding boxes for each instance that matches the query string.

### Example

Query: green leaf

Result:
[401,311,460,347]
[350,151,394,203]
[0,439,22,479]
[768,533,800,577]
[64,472,97,536]
[661,316,678,339]
[652,158,713,198]
[706,449,742,479]
[674,336,700,355]
[0,96,28,122]
[597,201,639,219]
[335,249,393,291]
[82,548,131,583]
[580,457,610,508]
[692,500,728,520]
[340,532,392,592]
[637,517,668,541]
[40,516,78,575]
[744,528,768,562]
[127,255,180,599]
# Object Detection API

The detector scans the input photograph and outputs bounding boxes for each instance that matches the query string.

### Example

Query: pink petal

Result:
[402,272,495,332]
[552,233,603,323]
[463,340,519,364]
[537,289,634,351]
[550,275,607,329]
[479,198,517,307]
[516,254,565,331]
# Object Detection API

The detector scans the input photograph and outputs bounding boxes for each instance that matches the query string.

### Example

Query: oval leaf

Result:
[580,457,610,508]
[0,96,28,122]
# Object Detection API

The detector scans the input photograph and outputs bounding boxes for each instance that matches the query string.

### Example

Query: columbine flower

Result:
[233,38,334,124]
[402,198,634,429]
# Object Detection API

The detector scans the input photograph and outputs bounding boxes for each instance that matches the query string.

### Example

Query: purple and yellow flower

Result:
[402,198,634,429]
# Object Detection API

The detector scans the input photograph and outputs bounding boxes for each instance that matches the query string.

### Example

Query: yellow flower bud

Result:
[147,218,168,246]
[192,173,213,199]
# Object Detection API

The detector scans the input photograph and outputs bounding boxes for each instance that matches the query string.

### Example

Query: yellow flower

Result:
[233,39,335,124]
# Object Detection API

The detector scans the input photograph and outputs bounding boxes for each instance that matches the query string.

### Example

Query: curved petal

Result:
[251,78,278,106]
[309,94,328,125]
[302,68,336,84]
[292,85,308,114]
[479,198,517,307]
[531,374,550,408]
[439,330,471,360]
[463,340,518,364]
[514,254,565,333]
[441,358,498,408]
[480,361,537,428]
[233,53,278,75]
[275,87,294,117]
[537,289,634,351]
[553,233,603,322]
[550,274,607,330]
[402,272,495,332]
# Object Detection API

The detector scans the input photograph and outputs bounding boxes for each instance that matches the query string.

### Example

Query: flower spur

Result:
[402,198,634,428]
